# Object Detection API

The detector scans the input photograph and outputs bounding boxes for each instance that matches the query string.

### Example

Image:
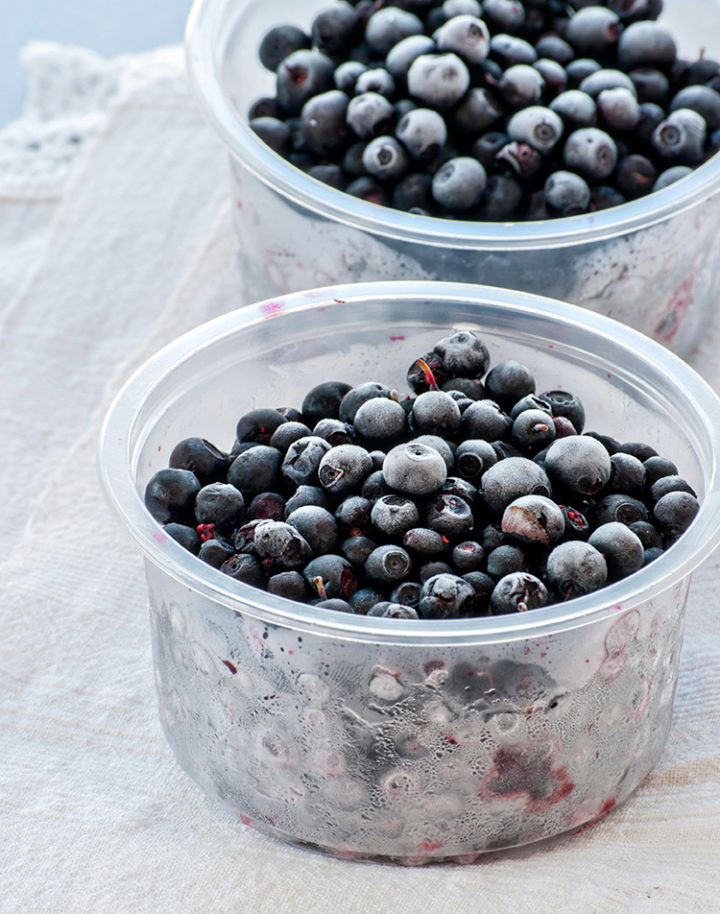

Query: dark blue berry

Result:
[163,522,201,554]
[228,445,283,493]
[276,50,336,115]
[145,468,201,525]
[221,553,264,587]
[546,540,607,599]
[259,25,311,72]
[589,522,644,578]
[365,544,412,583]
[168,437,228,485]
[418,573,475,618]
[490,572,549,614]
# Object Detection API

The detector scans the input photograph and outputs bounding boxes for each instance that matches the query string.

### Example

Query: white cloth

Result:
[1,42,719,914]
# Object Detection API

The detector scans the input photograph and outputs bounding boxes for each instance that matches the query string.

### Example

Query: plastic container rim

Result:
[98,280,720,645]
[185,0,720,251]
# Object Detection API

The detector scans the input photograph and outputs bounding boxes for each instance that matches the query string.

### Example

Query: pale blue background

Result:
[2,0,193,125]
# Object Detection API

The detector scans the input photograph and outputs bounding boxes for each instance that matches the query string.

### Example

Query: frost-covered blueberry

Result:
[451,540,485,572]
[586,493,649,526]
[548,89,597,129]
[443,0,482,17]
[249,116,291,155]
[317,444,373,495]
[486,544,528,578]
[566,57,602,87]
[499,65,545,108]
[304,554,357,599]
[546,540,608,598]
[198,536,234,568]
[276,49,335,115]
[433,329,489,376]
[489,33,537,66]
[221,552,264,586]
[300,90,349,156]
[334,60,367,94]
[267,570,307,601]
[386,34,436,79]
[506,105,565,152]
[418,573,476,618]
[347,92,395,139]
[403,526,447,555]
[597,87,640,130]
[236,407,286,444]
[302,380,351,425]
[609,452,646,493]
[365,543,412,583]
[194,482,245,530]
[367,602,419,618]
[284,485,329,517]
[579,68,636,98]
[670,85,720,132]
[563,127,618,179]
[653,165,693,190]
[407,53,471,107]
[254,520,313,571]
[629,67,669,104]
[390,580,422,608]
[145,467,201,525]
[362,135,409,180]
[432,156,487,209]
[365,7,424,53]
[495,142,543,179]
[617,21,677,71]
[651,109,707,164]
[589,522,645,578]
[349,587,384,613]
[168,437,228,485]
[461,399,511,440]
[411,390,462,436]
[339,382,392,423]
[649,474,696,503]
[342,534,378,566]
[286,505,339,555]
[269,420,313,450]
[423,492,474,538]
[163,523,201,554]
[501,494,565,546]
[485,360,535,408]
[481,457,552,515]
[566,6,621,54]
[281,436,332,487]
[455,439,498,481]
[653,490,700,540]
[310,2,360,56]
[353,398,407,440]
[490,572,549,614]
[371,494,420,536]
[615,154,657,196]
[512,408,558,450]
[355,68,396,98]
[228,445,283,493]
[383,441,448,495]
[545,435,612,496]
[533,58,568,96]
[395,107,448,160]
[312,418,354,447]
[544,170,591,214]
[435,15,490,65]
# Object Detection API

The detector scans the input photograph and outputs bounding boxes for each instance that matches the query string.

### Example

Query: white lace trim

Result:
[0,42,187,199]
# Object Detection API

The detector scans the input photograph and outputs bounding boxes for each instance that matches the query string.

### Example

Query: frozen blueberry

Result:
[355,67,396,98]
[281,436,332,486]
[353,397,407,440]
[495,142,543,179]
[455,439,498,481]
[586,493,649,526]
[591,185,627,209]
[339,381,392,423]
[269,421,313,451]
[221,553,265,587]
[589,522,645,579]
[653,165,693,190]
[643,455,678,487]
[312,418,354,447]
[304,554,357,599]
[485,360,535,408]
[617,21,677,71]
[347,92,395,139]
[431,156,487,210]
[390,581,422,608]
[546,540,607,599]
[501,494,565,547]
[566,57,602,87]
[629,67,669,104]
[439,475,477,503]
[417,573,476,618]
[507,105,563,155]
[194,482,245,530]
[499,65,545,108]
[342,534,378,566]
[461,399,512,440]
[371,494,420,536]
[651,108,706,163]
[489,33,537,66]
[335,60,368,94]
[169,437,228,485]
[301,380,351,425]
[311,3,360,54]
[650,474,697,503]
[432,330,489,377]
[254,520,313,571]
[628,520,662,550]
[403,526,447,555]
[246,491,285,521]
[386,34,437,79]
[407,53,471,107]
[317,444,373,495]
[566,7,621,54]
[544,170,591,214]
[435,15,490,65]
[544,435,612,496]
[383,441,448,495]
[395,107,448,160]
[451,540,486,571]
[268,570,307,601]
[350,587,385,613]
[486,543,528,578]
[300,90,350,154]
[314,598,355,613]
[163,522,201,554]
[480,173,524,218]
[276,49,335,115]
[423,492,474,538]
[481,457,552,516]
[618,441,658,461]
[365,543,412,583]
[411,390,462,436]
[579,68,636,98]
[453,88,502,133]
[559,505,590,540]
[198,536,234,569]
[365,7,424,53]
[284,485,330,516]
[609,452,646,492]
[145,468,202,525]
[361,469,392,501]
[490,572,549,614]
[512,408,558,450]
[259,24,311,72]
[533,58,568,96]
[362,135,409,180]
[236,407,286,444]
[250,116,291,155]
[563,127,618,178]
[286,505,339,555]
[615,153,657,196]
[443,0,482,17]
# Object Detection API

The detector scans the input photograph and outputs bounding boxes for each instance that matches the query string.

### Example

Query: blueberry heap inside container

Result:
[246,0,720,219]
[144,328,700,618]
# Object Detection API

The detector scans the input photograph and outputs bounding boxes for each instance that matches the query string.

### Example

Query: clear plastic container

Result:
[99,282,720,863]
[185,0,720,356]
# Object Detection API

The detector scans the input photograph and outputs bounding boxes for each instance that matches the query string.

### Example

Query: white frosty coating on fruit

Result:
[545,435,612,494]
[481,456,552,515]
[507,106,564,152]
[383,441,448,494]
[365,7,424,53]
[588,521,644,577]
[549,89,597,127]
[385,34,436,77]
[546,539,608,592]
[407,53,471,107]
[502,494,565,546]
[435,15,490,65]
[597,87,640,131]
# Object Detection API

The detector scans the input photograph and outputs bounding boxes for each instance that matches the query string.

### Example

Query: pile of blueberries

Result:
[144,329,700,619]
[247,0,720,219]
